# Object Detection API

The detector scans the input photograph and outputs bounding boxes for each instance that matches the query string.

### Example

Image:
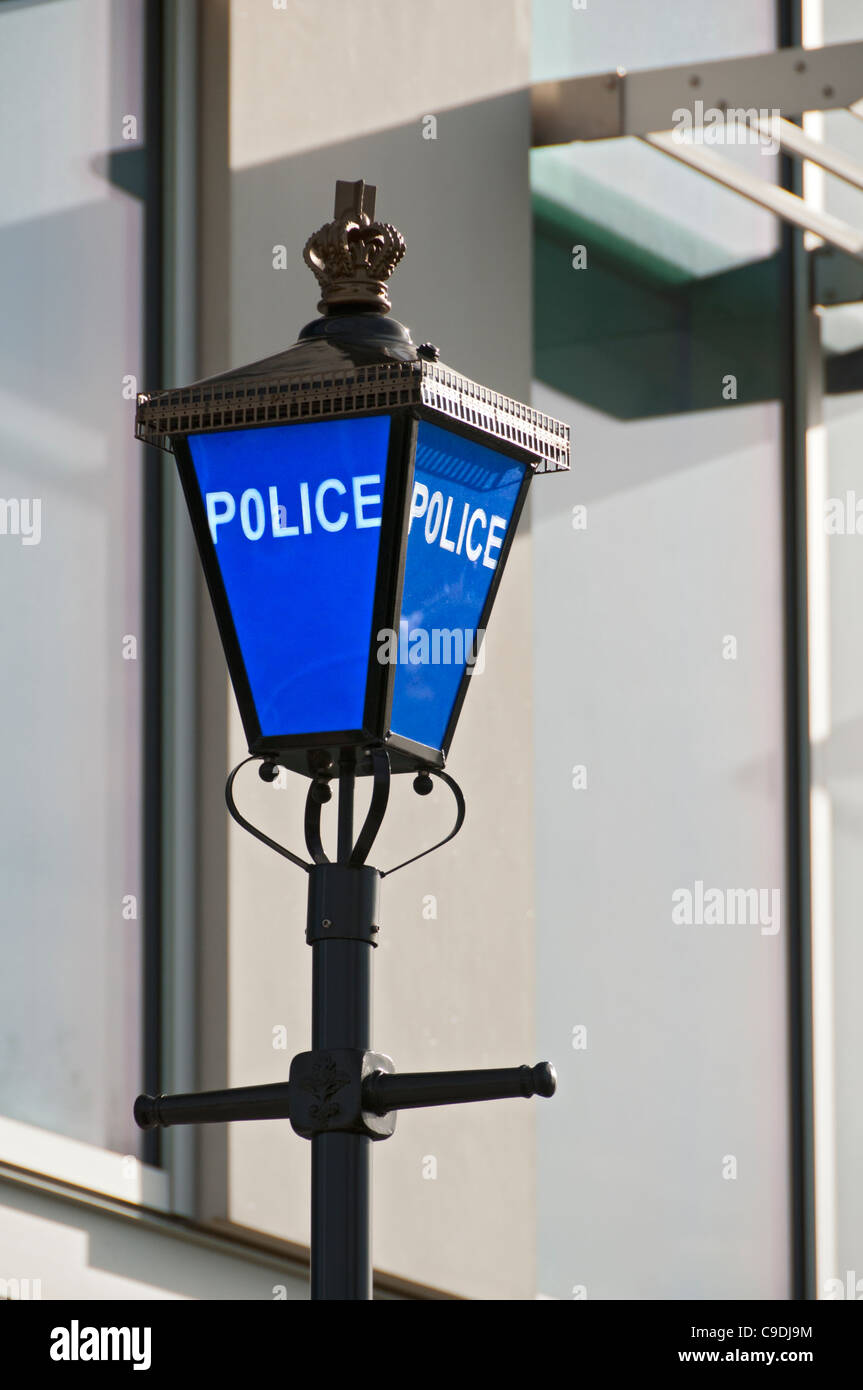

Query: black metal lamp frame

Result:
[135,749,556,1300]
[134,182,564,1298]
[171,406,536,780]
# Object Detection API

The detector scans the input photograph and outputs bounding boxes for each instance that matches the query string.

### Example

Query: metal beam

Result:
[641,132,863,260]
[749,113,863,192]
[532,40,863,145]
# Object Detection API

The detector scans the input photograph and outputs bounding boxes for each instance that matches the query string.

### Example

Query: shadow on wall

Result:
[534,191,786,421]
[219,91,534,402]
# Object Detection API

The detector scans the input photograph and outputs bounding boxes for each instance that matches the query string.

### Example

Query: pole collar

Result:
[306,862,381,945]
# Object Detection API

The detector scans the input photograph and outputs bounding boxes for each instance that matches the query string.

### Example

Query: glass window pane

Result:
[0,0,146,1157]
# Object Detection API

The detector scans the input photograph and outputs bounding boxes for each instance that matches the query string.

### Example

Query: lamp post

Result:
[133,180,570,1300]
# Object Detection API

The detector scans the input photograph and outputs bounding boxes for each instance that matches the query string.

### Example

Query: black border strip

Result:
[364,413,417,740]
[778,0,815,1303]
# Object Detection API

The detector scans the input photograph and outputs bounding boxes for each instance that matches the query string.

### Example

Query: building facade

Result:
[1,0,861,1301]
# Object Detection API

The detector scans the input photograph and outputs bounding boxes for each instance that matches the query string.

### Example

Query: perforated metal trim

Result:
[418,361,569,473]
[135,359,570,473]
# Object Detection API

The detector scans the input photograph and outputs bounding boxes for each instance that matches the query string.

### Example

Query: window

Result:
[0,0,156,1187]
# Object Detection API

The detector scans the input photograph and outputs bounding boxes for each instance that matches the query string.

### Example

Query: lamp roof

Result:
[134,181,571,475]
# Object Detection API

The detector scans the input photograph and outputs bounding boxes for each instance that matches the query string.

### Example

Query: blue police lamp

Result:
[136,180,568,780]
[134,182,569,1301]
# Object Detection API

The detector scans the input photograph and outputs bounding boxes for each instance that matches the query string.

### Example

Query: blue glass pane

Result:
[188,416,390,737]
[390,420,526,751]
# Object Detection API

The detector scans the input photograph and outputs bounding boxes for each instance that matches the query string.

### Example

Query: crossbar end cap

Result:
[533,1062,557,1098]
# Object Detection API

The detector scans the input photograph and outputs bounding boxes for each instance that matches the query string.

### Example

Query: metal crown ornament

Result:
[302,179,406,315]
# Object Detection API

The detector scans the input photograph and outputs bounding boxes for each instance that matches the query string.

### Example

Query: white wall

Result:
[532,386,790,1298]
[0,1175,308,1300]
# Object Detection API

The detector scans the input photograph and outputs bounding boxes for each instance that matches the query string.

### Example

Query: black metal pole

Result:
[309,754,374,1300]
[134,752,557,1299]
[363,1061,556,1114]
[134,1080,291,1128]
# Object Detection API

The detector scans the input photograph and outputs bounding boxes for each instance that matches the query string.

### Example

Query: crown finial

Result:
[303,180,406,316]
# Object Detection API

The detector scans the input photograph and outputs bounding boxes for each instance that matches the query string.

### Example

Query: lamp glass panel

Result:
[187,415,391,736]
[390,419,526,751]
